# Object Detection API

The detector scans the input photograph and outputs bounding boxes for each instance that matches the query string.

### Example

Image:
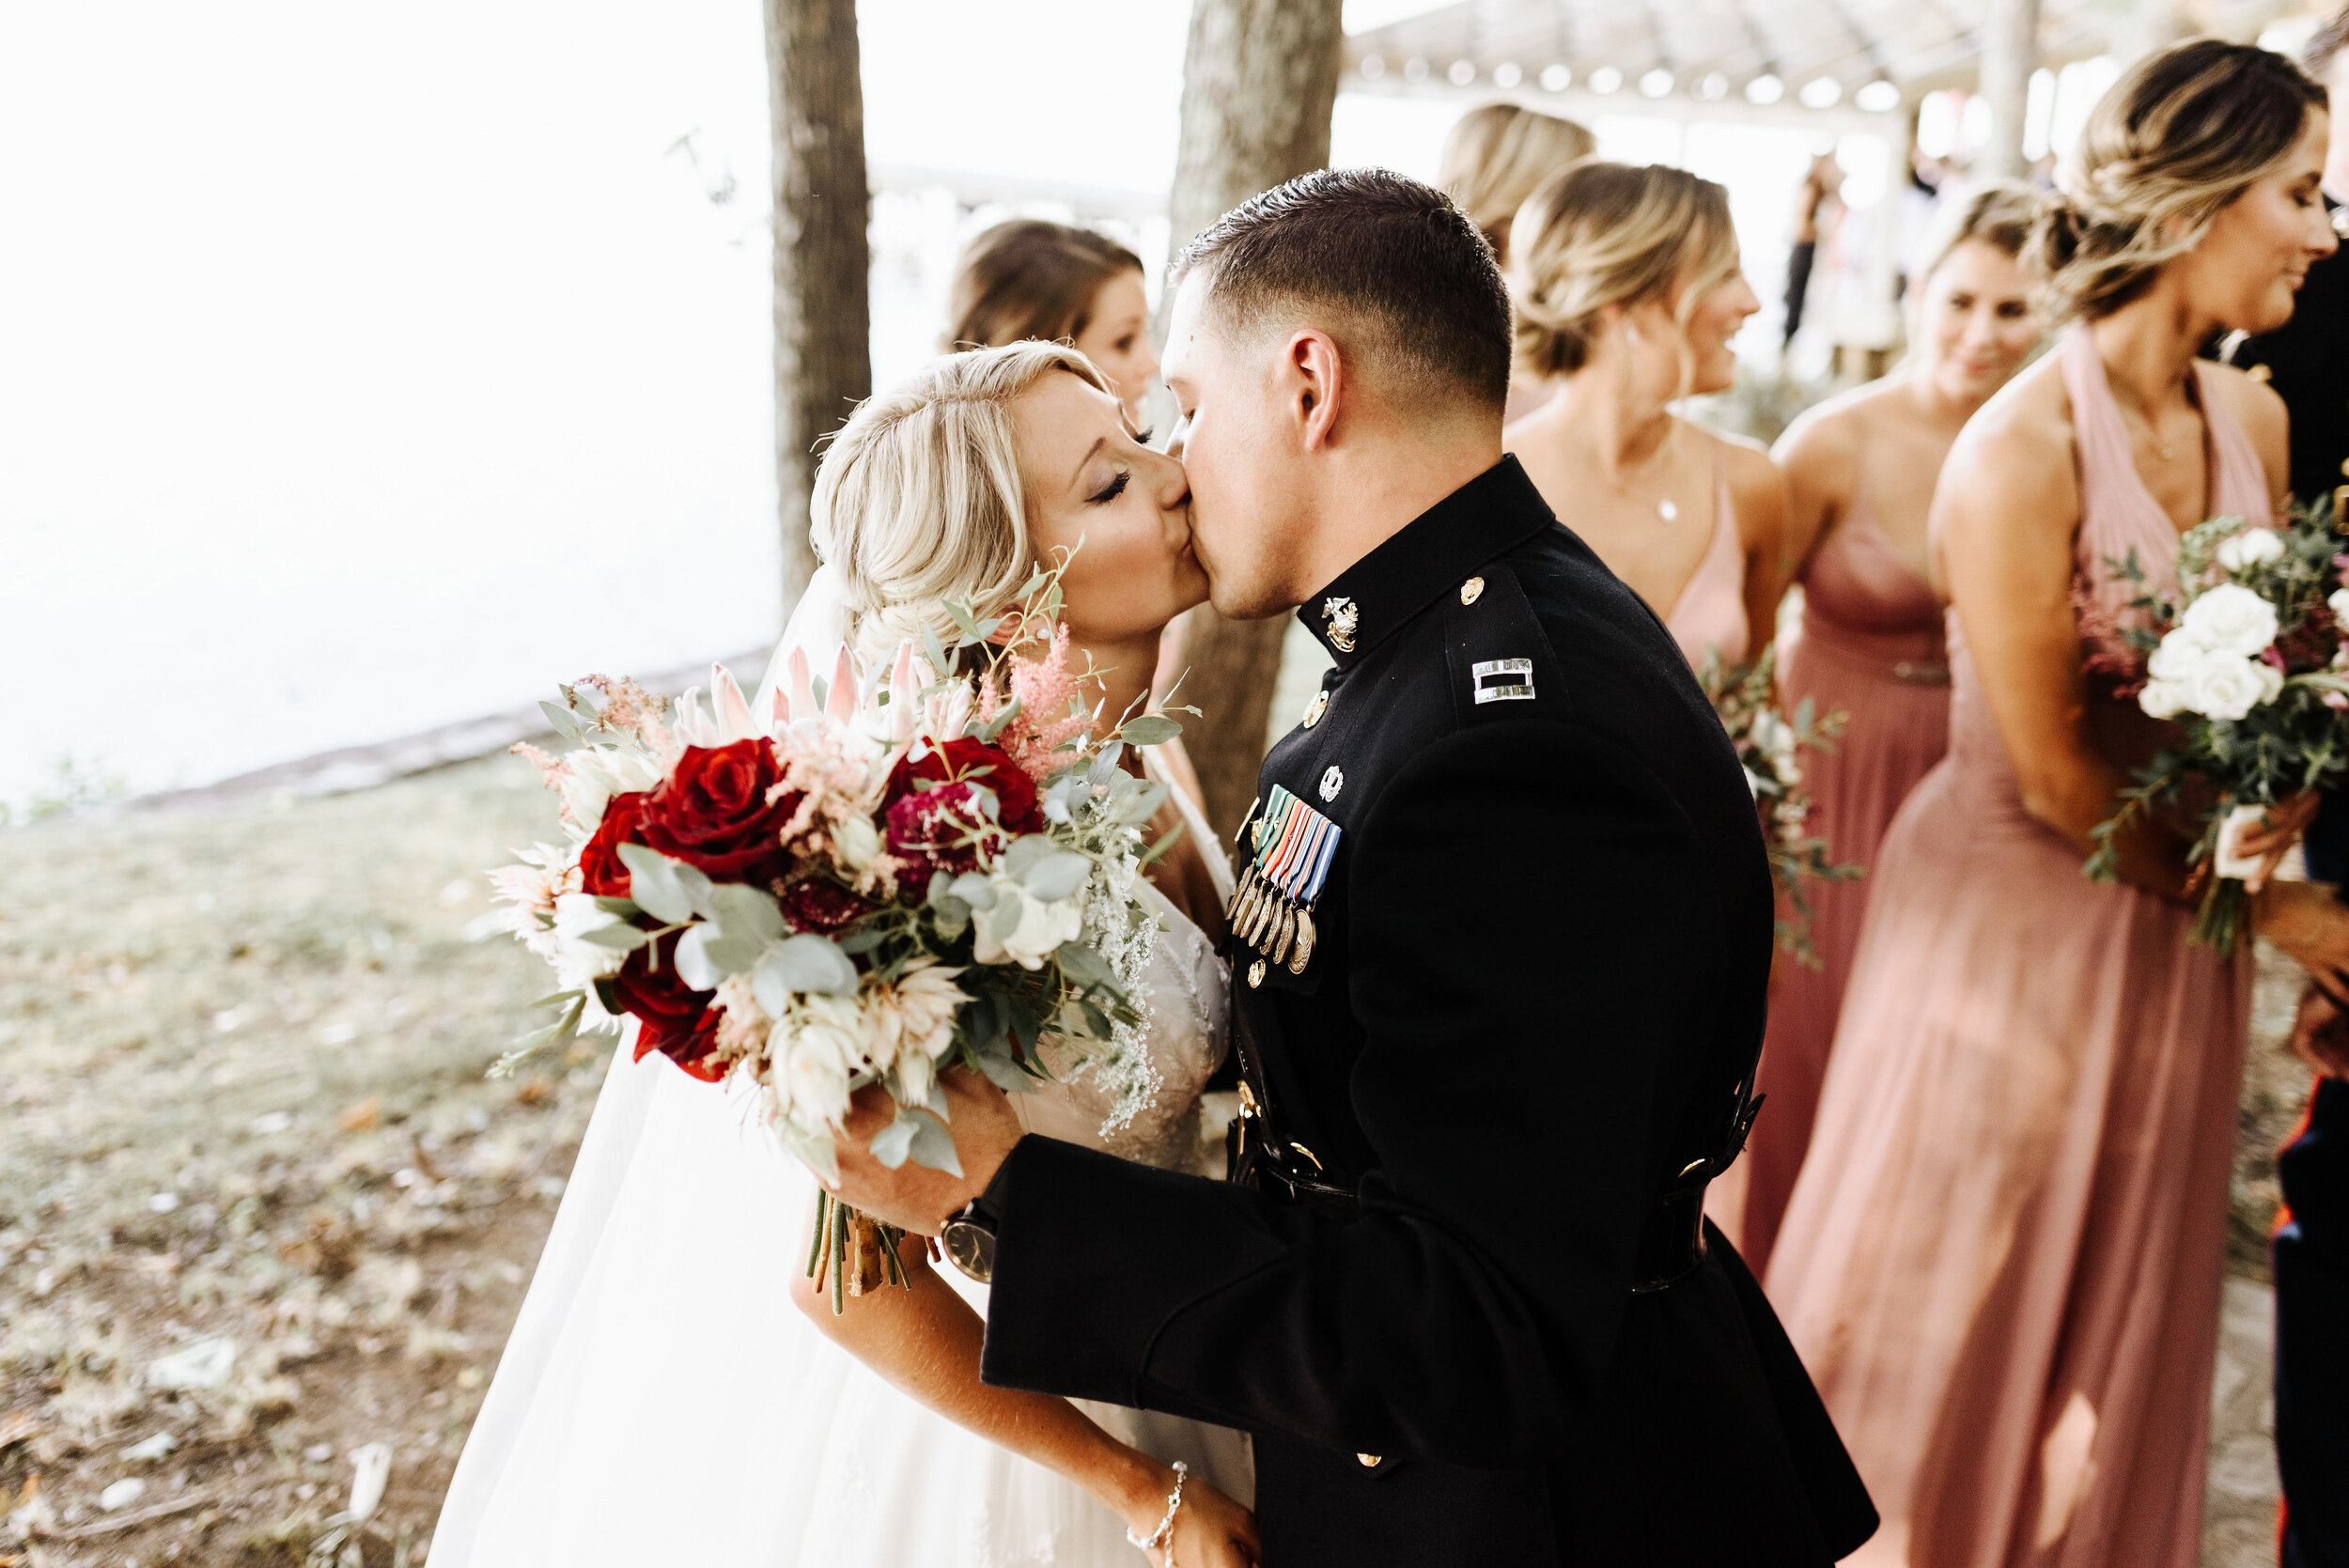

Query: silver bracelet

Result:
[1126,1460,1189,1562]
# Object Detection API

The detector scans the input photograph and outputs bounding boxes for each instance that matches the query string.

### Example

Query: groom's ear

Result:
[1282,328,1345,454]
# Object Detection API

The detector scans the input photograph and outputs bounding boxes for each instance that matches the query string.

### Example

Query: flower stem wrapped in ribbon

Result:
[2085,500,2349,953]
[488,561,1191,1308]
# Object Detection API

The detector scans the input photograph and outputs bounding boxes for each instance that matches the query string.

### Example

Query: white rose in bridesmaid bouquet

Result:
[2177,582,2280,658]
[2215,525,2285,573]
[2329,586,2349,632]
[2139,679,2189,720]
[2178,654,2283,722]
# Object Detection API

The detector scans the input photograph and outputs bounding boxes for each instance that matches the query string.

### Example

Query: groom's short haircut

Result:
[1174,168,1512,413]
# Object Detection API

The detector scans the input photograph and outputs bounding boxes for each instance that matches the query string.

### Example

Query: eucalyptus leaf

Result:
[945,600,987,643]
[810,674,829,711]
[538,700,583,741]
[1111,779,1170,825]
[753,933,860,1011]
[1120,713,1183,745]
[926,871,956,908]
[904,1110,965,1176]
[979,697,1022,744]
[949,872,997,910]
[1023,850,1090,902]
[529,989,582,1010]
[1001,834,1057,878]
[837,927,887,955]
[921,624,953,678]
[1054,940,1112,986]
[1078,1000,1114,1039]
[970,1043,1041,1094]
[676,923,763,988]
[591,895,642,919]
[616,843,697,924]
[1087,740,1126,787]
[708,883,786,944]
[989,885,1027,935]
[868,1113,919,1170]
[579,923,652,953]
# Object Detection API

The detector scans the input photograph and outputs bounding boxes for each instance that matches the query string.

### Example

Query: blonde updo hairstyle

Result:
[1437,102,1598,263]
[811,341,1114,664]
[2032,37,2327,321]
[1508,161,1741,384]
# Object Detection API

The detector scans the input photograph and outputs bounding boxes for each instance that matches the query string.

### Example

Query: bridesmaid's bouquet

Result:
[2087,502,2349,952]
[487,569,1185,1308]
[1697,646,1859,967]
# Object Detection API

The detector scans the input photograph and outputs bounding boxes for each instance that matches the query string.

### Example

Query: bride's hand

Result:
[1117,1461,1259,1568]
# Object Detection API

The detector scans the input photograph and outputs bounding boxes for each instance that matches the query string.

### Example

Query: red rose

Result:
[639,739,804,888]
[607,932,723,1081]
[781,877,871,935]
[884,737,1044,834]
[578,791,648,897]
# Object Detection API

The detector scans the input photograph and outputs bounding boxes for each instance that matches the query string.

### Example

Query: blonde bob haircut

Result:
[1507,161,1741,380]
[811,341,1113,663]
[1437,102,1598,263]
[2032,37,2327,321]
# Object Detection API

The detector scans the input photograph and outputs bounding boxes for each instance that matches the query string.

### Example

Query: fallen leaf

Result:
[0,1411,40,1452]
[513,1079,550,1107]
[336,1099,381,1133]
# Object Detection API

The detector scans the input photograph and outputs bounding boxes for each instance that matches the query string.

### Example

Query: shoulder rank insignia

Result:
[1321,596,1359,653]
[1223,784,1341,975]
[1471,657,1536,705]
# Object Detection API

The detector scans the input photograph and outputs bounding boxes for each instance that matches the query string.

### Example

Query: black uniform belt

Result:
[1227,1032,1766,1295]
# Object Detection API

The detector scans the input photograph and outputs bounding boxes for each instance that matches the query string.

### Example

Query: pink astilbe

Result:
[994,625,1095,782]
[574,675,675,755]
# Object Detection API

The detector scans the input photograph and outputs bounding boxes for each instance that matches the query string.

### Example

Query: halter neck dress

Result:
[1729,466,1953,1276]
[1764,326,2268,1567]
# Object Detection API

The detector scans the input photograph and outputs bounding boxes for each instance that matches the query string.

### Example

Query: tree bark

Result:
[1162,0,1345,846]
[1978,0,2041,181]
[764,0,872,619]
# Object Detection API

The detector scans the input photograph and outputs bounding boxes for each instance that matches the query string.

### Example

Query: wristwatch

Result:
[941,1193,1001,1283]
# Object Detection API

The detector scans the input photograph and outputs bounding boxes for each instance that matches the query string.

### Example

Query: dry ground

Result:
[0,750,2324,1566]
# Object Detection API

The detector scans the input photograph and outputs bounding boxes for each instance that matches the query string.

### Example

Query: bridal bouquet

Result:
[1697,647,1859,966]
[487,570,1184,1309]
[2086,502,2349,953]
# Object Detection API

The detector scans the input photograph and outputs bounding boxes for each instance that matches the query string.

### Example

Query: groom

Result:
[824,169,1876,1566]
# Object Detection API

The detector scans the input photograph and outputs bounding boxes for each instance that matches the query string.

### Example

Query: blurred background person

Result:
[2222,9,2349,1565]
[1766,40,2341,1566]
[1437,101,1596,423]
[1727,182,2042,1277]
[1504,161,1785,677]
[943,218,1159,426]
[1781,151,1845,351]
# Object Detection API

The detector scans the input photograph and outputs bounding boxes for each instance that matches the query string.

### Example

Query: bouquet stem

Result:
[806,1188,910,1314]
[2190,878,2251,956]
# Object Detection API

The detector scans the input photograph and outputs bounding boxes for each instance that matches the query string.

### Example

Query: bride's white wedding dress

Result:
[429,754,1245,1567]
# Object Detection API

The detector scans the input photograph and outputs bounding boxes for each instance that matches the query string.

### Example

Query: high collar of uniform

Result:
[1295,455,1557,667]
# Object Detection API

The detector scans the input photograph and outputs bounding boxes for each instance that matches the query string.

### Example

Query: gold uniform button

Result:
[1459,575,1485,605]
[2247,363,2272,383]
[1357,1452,1382,1468]
[1302,688,1329,728]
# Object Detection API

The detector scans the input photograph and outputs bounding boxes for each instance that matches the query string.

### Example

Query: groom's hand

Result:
[823,1065,1025,1234]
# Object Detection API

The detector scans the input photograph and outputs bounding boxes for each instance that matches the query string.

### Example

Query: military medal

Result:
[1235,784,1342,976]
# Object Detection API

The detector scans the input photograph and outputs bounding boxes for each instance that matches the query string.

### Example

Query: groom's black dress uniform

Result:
[977,458,1877,1565]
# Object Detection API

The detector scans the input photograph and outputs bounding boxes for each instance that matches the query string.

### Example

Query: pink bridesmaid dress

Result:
[1733,487,1952,1276]
[1764,327,2266,1567]
[1665,475,1750,669]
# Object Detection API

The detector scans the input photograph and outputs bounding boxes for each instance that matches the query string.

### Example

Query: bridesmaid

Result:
[1730,182,2044,1276]
[1766,40,2346,1567]
[1505,162,1787,673]
[944,219,1160,425]
[1436,101,1596,423]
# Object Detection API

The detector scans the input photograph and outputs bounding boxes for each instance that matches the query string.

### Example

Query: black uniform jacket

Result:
[978,458,1877,1565]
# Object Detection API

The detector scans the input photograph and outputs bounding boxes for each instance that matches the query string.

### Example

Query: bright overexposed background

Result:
[0,0,2129,812]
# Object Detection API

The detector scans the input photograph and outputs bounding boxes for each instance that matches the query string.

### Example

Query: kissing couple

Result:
[433,169,1878,1568]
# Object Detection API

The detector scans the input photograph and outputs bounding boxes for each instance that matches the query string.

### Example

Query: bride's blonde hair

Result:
[811,341,1114,662]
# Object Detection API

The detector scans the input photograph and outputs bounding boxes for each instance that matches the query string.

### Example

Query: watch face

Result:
[942,1219,996,1284]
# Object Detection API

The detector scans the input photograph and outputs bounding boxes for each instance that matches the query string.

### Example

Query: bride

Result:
[430,342,1259,1567]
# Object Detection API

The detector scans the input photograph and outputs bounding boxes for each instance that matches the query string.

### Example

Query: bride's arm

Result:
[787,1221,1258,1564]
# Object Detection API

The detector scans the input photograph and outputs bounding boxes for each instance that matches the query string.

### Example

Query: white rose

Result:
[972,878,1088,970]
[2179,656,2280,722]
[2177,582,2279,659]
[2146,631,2211,684]
[2138,679,2189,720]
[2329,586,2349,633]
[2215,526,2285,573]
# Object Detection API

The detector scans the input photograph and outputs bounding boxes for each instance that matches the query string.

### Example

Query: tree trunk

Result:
[1162,0,1345,846]
[764,0,872,619]
[1977,0,2041,181]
